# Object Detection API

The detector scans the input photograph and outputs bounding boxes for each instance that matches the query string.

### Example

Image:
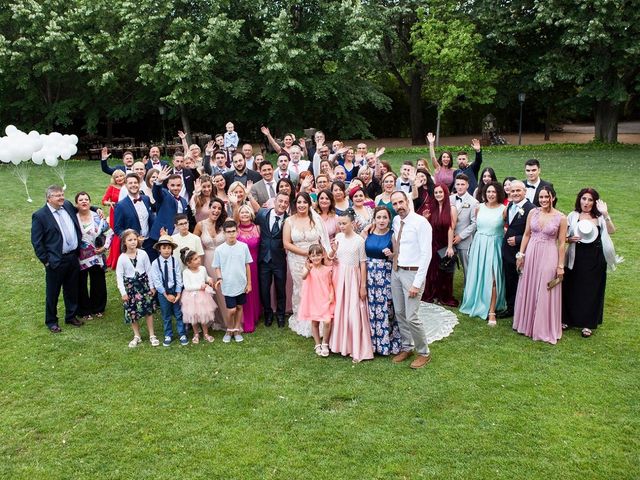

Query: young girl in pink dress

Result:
[180,247,217,344]
[298,244,334,357]
[328,209,374,363]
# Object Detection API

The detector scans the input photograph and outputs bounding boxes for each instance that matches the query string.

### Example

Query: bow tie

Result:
[455,196,463,201]
[525,183,535,189]
[133,197,142,203]
[174,195,181,201]
[401,182,411,187]
[175,169,183,175]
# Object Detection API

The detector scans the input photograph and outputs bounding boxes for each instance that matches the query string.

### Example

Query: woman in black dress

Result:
[562,188,620,337]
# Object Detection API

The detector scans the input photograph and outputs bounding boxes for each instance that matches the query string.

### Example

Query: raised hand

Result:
[426,132,436,144]
[177,130,186,140]
[471,138,481,152]
[596,199,608,216]
[194,178,202,195]
[374,147,385,158]
[260,126,270,136]
[228,191,238,206]
[157,165,172,182]
[101,147,110,161]
[298,137,306,147]
[246,180,254,191]
[142,155,148,165]
[159,226,168,237]
[205,140,214,155]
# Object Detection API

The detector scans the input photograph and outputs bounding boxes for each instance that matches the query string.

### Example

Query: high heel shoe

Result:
[487,312,497,327]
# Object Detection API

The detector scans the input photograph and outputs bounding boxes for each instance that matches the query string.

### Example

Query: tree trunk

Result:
[106,117,113,142]
[544,106,551,141]
[178,103,193,145]
[594,100,619,143]
[435,105,441,147]
[408,71,425,146]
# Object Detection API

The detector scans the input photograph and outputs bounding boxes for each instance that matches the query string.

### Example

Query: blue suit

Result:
[255,208,288,322]
[150,183,195,240]
[146,160,169,171]
[114,194,156,260]
[31,200,82,328]
[100,159,129,176]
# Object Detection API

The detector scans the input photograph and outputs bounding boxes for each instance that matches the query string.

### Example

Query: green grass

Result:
[1,146,639,479]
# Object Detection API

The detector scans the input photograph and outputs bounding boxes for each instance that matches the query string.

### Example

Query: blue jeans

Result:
[157,293,186,338]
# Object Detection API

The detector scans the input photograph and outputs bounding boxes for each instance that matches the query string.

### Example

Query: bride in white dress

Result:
[282,192,330,338]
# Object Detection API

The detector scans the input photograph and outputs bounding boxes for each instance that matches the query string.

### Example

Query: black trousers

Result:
[503,258,519,312]
[78,265,107,316]
[45,254,80,328]
[259,260,287,317]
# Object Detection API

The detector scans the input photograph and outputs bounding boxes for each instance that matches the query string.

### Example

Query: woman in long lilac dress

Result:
[236,204,261,333]
[513,186,567,344]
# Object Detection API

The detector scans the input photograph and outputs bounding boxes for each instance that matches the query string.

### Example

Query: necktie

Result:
[56,209,74,250]
[267,182,276,198]
[271,215,281,236]
[392,220,405,272]
[292,163,299,173]
[174,195,181,201]
[163,260,169,290]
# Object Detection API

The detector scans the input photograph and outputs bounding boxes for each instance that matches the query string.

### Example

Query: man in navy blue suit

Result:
[100,146,135,176]
[151,166,196,241]
[255,193,290,327]
[144,145,169,171]
[31,185,85,332]
[114,173,156,261]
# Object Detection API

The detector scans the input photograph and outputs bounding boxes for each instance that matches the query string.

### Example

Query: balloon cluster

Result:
[0,125,78,167]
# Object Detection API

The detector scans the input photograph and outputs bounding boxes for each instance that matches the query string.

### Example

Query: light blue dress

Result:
[459,203,507,319]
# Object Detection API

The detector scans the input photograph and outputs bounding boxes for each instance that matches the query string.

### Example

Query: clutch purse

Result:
[547,277,562,290]
[437,247,459,273]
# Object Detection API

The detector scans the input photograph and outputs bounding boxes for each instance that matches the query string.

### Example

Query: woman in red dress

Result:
[102,170,126,269]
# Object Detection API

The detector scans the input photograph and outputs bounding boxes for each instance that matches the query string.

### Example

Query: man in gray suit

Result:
[250,161,278,208]
[450,173,478,288]
[274,152,299,186]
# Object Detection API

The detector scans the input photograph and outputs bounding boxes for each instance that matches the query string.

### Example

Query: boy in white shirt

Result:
[171,213,204,269]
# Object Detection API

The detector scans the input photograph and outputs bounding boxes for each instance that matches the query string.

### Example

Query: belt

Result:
[398,266,418,271]
[62,252,76,256]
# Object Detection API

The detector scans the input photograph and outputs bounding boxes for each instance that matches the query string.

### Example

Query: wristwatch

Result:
[515,252,525,259]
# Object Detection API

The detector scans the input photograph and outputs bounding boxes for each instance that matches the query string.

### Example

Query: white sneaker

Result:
[222,334,232,343]
[234,334,244,343]
[128,336,142,348]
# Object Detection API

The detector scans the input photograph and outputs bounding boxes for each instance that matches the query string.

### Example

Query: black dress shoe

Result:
[66,318,85,327]
[277,316,285,328]
[264,313,273,327]
[497,310,514,319]
[49,325,62,333]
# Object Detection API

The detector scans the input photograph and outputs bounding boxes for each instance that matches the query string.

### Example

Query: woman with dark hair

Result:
[190,174,215,222]
[275,177,295,209]
[474,167,498,200]
[364,206,401,355]
[349,186,373,235]
[422,183,459,306]
[211,173,229,206]
[427,132,455,189]
[283,192,330,337]
[314,189,339,240]
[75,191,113,319]
[337,147,360,182]
[460,182,507,324]
[412,168,435,217]
[513,185,567,344]
[562,188,620,337]
[194,197,229,331]
[332,181,350,214]
[502,176,517,206]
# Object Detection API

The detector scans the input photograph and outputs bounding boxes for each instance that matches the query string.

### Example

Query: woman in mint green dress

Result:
[460,182,507,325]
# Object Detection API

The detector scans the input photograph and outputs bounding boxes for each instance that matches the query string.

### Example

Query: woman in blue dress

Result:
[460,182,507,326]
[364,206,401,355]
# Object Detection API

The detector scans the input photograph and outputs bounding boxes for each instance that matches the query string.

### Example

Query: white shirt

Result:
[172,232,204,269]
[129,194,149,237]
[269,210,283,230]
[508,199,528,224]
[290,160,310,174]
[393,211,432,289]
[524,179,540,203]
[115,250,154,295]
[47,203,78,253]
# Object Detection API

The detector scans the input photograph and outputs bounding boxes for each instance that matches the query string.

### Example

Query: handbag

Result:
[437,247,458,273]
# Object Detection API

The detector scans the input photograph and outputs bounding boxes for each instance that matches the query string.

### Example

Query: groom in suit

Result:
[255,193,290,327]
[524,159,554,207]
[450,174,478,289]
[500,180,534,318]
[152,167,196,240]
[31,185,84,332]
[114,174,156,260]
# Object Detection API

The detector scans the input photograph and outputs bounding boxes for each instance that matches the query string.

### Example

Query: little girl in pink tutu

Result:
[180,247,217,344]
[298,244,334,357]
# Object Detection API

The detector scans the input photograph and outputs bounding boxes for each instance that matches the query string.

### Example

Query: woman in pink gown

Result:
[315,189,339,241]
[328,210,374,363]
[190,174,215,223]
[194,197,229,331]
[236,204,261,333]
[513,186,567,344]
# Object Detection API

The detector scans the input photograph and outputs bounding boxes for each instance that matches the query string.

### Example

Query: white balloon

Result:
[45,155,58,167]
[68,144,78,156]
[5,125,18,136]
[32,150,45,164]
[61,151,71,160]
[10,156,21,165]
[28,131,43,151]
[49,132,63,140]
[69,134,79,145]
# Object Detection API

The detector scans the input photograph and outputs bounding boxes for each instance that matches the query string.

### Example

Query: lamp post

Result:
[158,105,167,156]
[518,92,526,146]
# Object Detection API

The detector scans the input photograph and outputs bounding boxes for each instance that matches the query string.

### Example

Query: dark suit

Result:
[525,178,554,207]
[31,200,82,328]
[163,167,203,199]
[114,194,156,260]
[100,159,129,176]
[223,168,263,191]
[501,200,534,313]
[256,208,288,321]
[145,160,169,171]
[151,183,196,240]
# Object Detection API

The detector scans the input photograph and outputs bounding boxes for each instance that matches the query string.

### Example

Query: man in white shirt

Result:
[241,143,256,170]
[274,152,299,185]
[389,191,432,369]
[289,145,310,175]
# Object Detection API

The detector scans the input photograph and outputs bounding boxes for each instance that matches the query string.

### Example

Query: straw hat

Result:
[576,220,597,244]
[153,234,178,250]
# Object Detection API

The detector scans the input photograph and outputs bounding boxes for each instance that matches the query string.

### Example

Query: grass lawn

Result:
[1,144,638,479]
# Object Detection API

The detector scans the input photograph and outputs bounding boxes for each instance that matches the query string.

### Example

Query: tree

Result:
[411,4,496,144]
